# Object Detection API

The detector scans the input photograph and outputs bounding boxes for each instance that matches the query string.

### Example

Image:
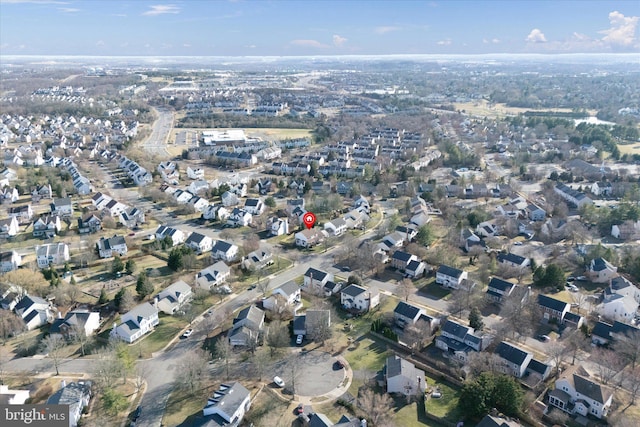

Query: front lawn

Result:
[133,314,188,358]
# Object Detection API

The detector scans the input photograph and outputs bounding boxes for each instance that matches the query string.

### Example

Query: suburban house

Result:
[295,228,326,248]
[0,284,25,311]
[476,414,524,427]
[391,251,418,271]
[111,302,159,343]
[340,284,380,313]
[211,240,239,262]
[588,258,618,283]
[119,207,145,228]
[36,243,70,268]
[242,249,273,271]
[32,214,61,238]
[436,265,468,289]
[96,235,128,258]
[202,382,251,426]
[46,381,93,427]
[77,213,102,234]
[0,250,22,272]
[263,281,301,312]
[324,218,348,236]
[155,225,186,246]
[537,294,570,323]
[611,220,640,240]
[495,341,533,378]
[228,305,265,347]
[156,280,193,315]
[49,309,101,339]
[435,319,486,362]
[13,295,54,330]
[303,268,334,294]
[227,208,253,228]
[405,259,427,278]
[221,191,240,207]
[268,217,289,236]
[8,204,33,223]
[549,365,613,419]
[50,197,74,218]
[605,276,640,303]
[554,183,593,208]
[195,261,231,290]
[485,277,517,304]
[526,204,546,221]
[185,232,213,254]
[0,216,20,238]
[497,252,530,269]
[597,294,638,322]
[244,198,265,215]
[393,301,426,329]
[384,355,426,397]
[591,320,639,346]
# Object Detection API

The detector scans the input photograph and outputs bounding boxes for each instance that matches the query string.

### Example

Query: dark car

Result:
[334,360,345,370]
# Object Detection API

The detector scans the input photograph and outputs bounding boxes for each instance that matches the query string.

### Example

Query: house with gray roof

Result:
[202,382,251,426]
[228,305,264,347]
[96,235,127,258]
[384,355,426,396]
[495,341,533,378]
[435,318,487,362]
[111,302,159,343]
[196,261,231,290]
[393,301,426,329]
[549,365,613,419]
[14,295,53,330]
[47,381,92,427]
[49,309,100,339]
[157,280,193,315]
[436,265,468,289]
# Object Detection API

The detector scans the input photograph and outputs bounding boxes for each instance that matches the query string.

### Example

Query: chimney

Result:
[57,311,62,319]
[60,380,66,390]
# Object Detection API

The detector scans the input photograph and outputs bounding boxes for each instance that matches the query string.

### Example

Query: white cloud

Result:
[290,39,328,49]
[600,10,639,46]
[58,7,78,13]
[375,26,400,35]
[95,40,105,47]
[483,38,500,44]
[333,34,347,47]
[525,28,547,43]
[183,43,191,48]
[436,39,452,46]
[142,4,180,16]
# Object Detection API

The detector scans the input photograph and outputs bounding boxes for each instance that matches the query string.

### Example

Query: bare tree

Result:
[41,335,67,376]
[547,342,569,379]
[93,347,121,390]
[70,324,93,357]
[266,320,290,357]
[249,347,270,382]
[563,329,587,366]
[214,337,234,380]
[397,278,414,302]
[357,387,393,426]
[591,347,626,385]
[179,349,209,395]
[613,329,640,370]
[465,352,507,379]
[0,309,25,344]
[403,319,432,354]
[256,275,270,297]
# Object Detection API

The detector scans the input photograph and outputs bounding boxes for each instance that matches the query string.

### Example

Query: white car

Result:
[296,335,304,345]
[273,376,285,388]
[181,328,194,338]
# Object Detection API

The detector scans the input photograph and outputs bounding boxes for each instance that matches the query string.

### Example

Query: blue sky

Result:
[1,0,639,56]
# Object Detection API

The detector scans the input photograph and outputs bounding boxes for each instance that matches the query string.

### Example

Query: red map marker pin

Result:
[303,212,316,229]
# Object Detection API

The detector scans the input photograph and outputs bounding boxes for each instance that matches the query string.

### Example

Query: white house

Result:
[497,253,530,269]
[112,302,159,343]
[195,261,231,290]
[549,366,613,419]
[303,268,334,290]
[155,225,186,246]
[598,294,639,322]
[227,208,253,228]
[385,355,426,396]
[0,384,30,405]
[32,214,61,238]
[51,197,74,218]
[50,309,101,339]
[0,250,22,272]
[8,204,32,223]
[244,198,265,215]
[435,319,485,362]
[46,381,93,427]
[242,249,273,271]
[393,301,426,329]
[202,382,251,425]
[495,341,533,378]
[186,166,205,180]
[588,258,618,283]
[436,265,468,289]
[340,284,380,313]
[185,232,213,254]
[36,243,70,268]
[14,295,53,330]
[263,281,301,311]
[228,305,264,347]
[211,240,239,262]
[96,235,128,258]
[0,216,20,238]
[157,280,193,315]
[268,217,289,236]
[324,218,348,236]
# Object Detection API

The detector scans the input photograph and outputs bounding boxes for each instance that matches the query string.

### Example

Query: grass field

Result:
[618,142,640,155]
[453,100,596,119]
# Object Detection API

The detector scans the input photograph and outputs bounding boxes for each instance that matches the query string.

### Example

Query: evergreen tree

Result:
[468,306,484,331]
[98,288,108,304]
[136,272,154,298]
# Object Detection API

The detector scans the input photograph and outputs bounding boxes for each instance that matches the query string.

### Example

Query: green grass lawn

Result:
[419,279,451,300]
[134,314,188,358]
[424,379,461,422]
[233,257,293,285]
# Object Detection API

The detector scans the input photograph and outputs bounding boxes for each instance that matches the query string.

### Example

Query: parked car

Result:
[334,360,345,370]
[181,328,194,338]
[566,284,579,292]
[273,376,285,388]
[537,334,551,342]
[296,335,303,345]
